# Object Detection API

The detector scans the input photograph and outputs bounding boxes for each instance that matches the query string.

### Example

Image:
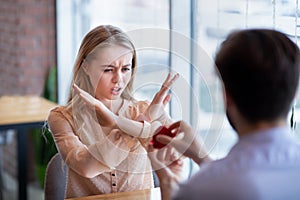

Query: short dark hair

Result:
[215,29,300,122]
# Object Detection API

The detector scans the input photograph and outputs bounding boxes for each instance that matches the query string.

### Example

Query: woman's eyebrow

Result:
[122,64,132,67]
[101,64,132,68]
[100,64,114,68]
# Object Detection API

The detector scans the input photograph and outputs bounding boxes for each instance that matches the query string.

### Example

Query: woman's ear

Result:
[82,59,88,74]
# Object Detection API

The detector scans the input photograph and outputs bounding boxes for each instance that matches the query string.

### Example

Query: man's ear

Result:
[225,90,233,108]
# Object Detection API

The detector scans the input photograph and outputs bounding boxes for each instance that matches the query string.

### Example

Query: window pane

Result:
[57,0,170,104]
[88,0,169,29]
[87,0,170,103]
[195,0,300,159]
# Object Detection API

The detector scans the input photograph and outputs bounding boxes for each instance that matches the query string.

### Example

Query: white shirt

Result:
[173,127,300,200]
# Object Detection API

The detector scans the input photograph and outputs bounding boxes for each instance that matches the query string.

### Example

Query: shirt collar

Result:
[229,126,293,154]
[238,126,291,142]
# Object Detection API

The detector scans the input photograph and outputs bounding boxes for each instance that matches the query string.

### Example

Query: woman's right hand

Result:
[73,83,117,128]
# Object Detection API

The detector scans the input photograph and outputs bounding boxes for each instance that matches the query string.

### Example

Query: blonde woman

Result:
[47,25,178,198]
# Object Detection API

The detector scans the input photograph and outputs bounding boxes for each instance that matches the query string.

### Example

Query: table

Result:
[65,188,161,200]
[0,96,57,200]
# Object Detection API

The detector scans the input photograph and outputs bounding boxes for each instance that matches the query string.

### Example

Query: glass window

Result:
[56,0,300,174]
[57,0,170,104]
[195,0,300,159]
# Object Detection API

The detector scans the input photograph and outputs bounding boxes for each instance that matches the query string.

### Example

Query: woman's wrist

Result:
[135,113,151,122]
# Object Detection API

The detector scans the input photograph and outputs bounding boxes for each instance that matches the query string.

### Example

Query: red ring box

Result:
[151,126,177,149]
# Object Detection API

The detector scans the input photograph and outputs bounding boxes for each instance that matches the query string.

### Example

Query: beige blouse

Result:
[47,99,172,198]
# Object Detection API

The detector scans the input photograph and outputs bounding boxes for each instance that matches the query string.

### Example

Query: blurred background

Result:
[1,0,300,199]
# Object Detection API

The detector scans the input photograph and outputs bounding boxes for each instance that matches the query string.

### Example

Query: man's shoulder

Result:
[175,159,300,200]
[174,165,252,200]
[173,144,300,200]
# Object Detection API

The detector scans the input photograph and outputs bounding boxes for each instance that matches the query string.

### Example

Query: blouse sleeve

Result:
[48,107,115,178]
[116,100,173,138]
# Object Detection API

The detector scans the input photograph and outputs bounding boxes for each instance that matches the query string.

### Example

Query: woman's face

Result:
[84,45,133,101]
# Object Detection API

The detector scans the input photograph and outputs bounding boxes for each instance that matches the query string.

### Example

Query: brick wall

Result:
[0,0,56,181]
[0,0,56,95]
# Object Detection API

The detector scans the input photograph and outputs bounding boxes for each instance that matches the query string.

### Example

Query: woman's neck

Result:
[100,98,124,114]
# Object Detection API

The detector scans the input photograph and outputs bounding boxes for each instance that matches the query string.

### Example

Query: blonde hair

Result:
[67,25,137,104]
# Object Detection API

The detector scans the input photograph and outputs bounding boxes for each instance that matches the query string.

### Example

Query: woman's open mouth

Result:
[111,87,122,95]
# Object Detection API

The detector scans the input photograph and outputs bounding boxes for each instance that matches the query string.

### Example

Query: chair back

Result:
[44,153,67,200]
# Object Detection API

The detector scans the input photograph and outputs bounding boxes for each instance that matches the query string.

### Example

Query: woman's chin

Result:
[110,94,122,100]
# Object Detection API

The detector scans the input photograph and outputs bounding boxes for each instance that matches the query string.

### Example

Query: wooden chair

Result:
[44,153,67,200]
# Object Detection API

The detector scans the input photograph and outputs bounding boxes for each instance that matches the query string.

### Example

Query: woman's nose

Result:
[112,71,121,83]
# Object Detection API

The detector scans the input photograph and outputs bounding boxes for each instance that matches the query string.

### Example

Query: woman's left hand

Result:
[136,73,179,122]
[73,83,117,128]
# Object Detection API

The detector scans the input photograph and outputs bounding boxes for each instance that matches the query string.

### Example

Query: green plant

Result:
[31,66,58,188]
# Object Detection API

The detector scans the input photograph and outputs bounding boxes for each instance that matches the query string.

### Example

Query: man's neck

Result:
[237,119,287,137]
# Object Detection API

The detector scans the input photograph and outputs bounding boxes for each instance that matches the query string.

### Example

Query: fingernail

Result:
[156,136,163,142]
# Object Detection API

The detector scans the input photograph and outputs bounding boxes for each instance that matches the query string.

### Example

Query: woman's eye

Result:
[122,67,131,72]
[104,68,113,72]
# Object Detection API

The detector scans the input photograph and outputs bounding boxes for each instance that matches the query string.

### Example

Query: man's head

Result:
[215,29,300,124]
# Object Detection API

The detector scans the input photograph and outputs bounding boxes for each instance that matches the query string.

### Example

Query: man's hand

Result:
[156,120,212,165]
[147,144,184,200]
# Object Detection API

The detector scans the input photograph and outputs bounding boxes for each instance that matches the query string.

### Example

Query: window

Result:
[195,0,300,160]
[56,0,300,176]
[57,0,170,105]
[56,0,194,179]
